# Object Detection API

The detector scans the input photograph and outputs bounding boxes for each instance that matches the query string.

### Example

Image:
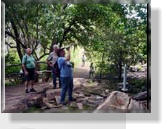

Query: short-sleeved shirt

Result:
[47,52,58,65]
[22,54,35,69]
[58,57,73,77]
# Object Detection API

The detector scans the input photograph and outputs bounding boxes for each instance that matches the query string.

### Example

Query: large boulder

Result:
[132,91,148,101]
[95,91,148,113]
[24,93,43,108]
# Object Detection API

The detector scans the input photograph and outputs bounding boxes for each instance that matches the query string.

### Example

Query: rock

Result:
[45,89,61,100]
[73,93,79,98]
[132,91,148,101]
[87,99,96,105]
[41,106,48,110]
[73,92,85,99]
[73,85,82,91]
[96,96,104,101]
[117,82,129,91]
[130,66,140,72]
[3,102,28,113]
[76,97,88,103]
[55,96,61,104]
[85,100,97,108]
[42,97,57,108]
[128,100,148,112]
[77,103,83,110]
[70,102,78,109]
[87,96,100,107]
[24,93,43,108]
[73,78,84,91]
[83,86,105,97]
[105,89,110,94]
[95,91,130,112]
[95,91,148,113]
[60,106,69,110]
[89,95,97,100]
[78,93,85,98]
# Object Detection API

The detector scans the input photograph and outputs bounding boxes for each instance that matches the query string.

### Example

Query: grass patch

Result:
[23,107,42,113]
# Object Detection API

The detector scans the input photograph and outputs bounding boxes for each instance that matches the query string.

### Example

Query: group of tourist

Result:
[22,45,75,105]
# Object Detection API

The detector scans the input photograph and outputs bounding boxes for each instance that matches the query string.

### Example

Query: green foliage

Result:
[5,52,21,74]
[5,3,147,79]
[80,4,147,78]
[128,78,147,94]
[39,63,47,71]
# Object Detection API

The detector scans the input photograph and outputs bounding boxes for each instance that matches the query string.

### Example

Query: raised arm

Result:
[46,53,54,67]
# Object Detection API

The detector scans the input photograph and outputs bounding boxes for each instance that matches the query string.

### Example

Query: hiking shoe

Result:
[30,88,37,92]
[25,89,29,93]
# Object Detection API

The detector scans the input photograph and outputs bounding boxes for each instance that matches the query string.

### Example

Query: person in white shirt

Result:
[47,45,61,89]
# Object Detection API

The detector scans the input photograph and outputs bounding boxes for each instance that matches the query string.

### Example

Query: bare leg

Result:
[25,81,29,90]
[25,81,29,93]
[30,80,34,89]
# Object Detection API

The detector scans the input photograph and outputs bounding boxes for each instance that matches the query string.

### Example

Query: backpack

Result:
[21,55,28,80]
[22,55,28,70]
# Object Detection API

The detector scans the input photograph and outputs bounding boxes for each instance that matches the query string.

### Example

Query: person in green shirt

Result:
[22,48,37,93]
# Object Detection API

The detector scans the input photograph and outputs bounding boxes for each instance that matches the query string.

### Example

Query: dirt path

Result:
[73,64,90,79]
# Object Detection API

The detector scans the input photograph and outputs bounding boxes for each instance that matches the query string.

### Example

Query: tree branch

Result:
[38,53,49,61]
[5,30,26,49]
[59,18,76,47]
[5,42,17,48]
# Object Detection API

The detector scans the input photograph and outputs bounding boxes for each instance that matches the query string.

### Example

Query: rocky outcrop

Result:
[95,91,148,113]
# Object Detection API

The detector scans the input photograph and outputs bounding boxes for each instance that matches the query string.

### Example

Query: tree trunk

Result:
[99,52,105,80]
[118,59,122,81]
[10,19,23,61]
[118,51,123,81]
